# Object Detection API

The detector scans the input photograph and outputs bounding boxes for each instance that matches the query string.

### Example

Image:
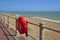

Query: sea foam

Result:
[32,17,60,23]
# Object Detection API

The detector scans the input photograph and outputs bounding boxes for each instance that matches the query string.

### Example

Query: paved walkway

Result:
[0,23,16,40]
[0,27,8,40]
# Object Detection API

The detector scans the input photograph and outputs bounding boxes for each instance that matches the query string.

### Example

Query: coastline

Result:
[15,14,60,24]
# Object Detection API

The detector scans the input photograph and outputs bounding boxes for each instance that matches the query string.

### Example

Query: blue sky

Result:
[0,0,60,11]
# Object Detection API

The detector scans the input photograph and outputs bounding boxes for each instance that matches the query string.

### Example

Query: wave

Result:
[32,17,60,24]
[15,14,20,17]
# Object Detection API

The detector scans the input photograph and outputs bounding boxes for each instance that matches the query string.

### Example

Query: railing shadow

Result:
[0,21,16,40]
[0,23,9,40]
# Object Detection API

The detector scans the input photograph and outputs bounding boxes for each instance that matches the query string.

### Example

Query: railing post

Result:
[39,23,44,40]
[26,31,28,37]
[7,15,9,28]
[1,13,3,22]
[25,21,28,37]
[0,13,1,22]
[15,18,17,36]
[3,14,5,24]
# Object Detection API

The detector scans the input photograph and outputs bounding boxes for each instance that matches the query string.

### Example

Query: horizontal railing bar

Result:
[0,19,16,27]
[0,14,17,19]
[4,21,16,27]
[27,21,39,26]
[44,27,60,33]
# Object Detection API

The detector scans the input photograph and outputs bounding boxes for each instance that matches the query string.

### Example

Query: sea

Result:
[6,11,60,23]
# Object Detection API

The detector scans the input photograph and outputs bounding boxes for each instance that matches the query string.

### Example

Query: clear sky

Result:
[0,0,60,11]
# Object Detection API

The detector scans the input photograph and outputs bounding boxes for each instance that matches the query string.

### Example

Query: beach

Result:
[0,12,60,40]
